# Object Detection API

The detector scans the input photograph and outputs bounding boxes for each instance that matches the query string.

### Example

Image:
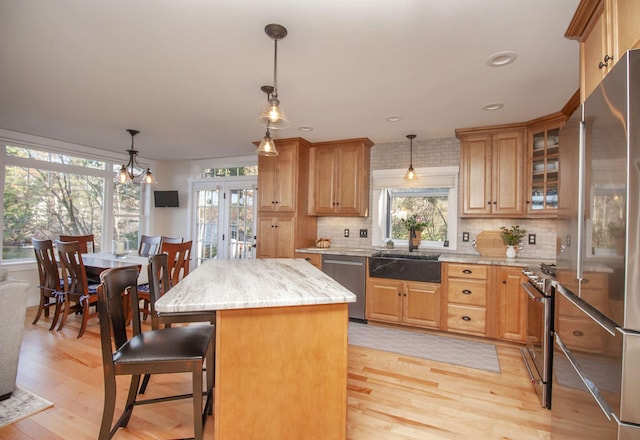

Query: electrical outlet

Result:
[359,229,368,238]
[528,234,536,245]
[462,232,469,242]
[344,229,349,238]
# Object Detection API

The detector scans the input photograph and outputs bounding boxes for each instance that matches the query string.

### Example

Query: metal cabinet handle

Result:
[462,289,472,295]
[462,269,472,274]
[462,316,471,321]
[598,54,613,69]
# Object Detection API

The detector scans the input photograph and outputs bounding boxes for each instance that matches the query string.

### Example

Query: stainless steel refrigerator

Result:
[552,48,640,439]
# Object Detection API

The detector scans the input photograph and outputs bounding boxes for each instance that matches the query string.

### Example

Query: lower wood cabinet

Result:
[443,263,489,337]
[496,266,527,342]
[366,277,441,329]
[294,252,322,270]
[256,216,295,258]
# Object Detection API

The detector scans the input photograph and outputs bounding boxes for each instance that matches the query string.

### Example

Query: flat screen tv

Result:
[154,190,179,208]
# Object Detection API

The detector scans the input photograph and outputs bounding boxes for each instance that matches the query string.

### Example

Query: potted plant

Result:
[500,225,526,258]
[401,215,428,247]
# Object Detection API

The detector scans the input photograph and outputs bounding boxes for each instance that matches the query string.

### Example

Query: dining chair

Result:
[160,236,183,245]
[59,234,95,254]
[138,253,216,394]
[55,240,100,338]
[137,235,161,257]
[96,265,214,440]
[161,240,192,287]
[32,238,63,330]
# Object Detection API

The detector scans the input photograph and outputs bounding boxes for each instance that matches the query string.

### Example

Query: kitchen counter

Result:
[296,246,553,267]
[154,258,352,440]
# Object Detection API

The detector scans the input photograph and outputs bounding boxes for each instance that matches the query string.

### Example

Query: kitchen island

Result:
[154,258,356,440]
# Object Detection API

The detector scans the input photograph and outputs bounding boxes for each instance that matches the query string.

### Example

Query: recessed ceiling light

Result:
[386,116,402,123]
[298,126,314,132]
[486,51,517,67]
[482,102,504,111]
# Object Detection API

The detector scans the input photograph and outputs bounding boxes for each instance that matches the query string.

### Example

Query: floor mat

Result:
[0,385,53,428]
[348,322,501,373]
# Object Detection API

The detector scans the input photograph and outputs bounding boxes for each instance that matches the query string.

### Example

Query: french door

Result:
[192,179,256,266]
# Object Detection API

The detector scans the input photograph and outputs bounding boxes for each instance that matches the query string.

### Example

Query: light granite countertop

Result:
[154,258,356,313]
[296,247,553,267]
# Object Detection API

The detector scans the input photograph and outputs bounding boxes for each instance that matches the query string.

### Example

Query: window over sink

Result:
[371,166,458,250]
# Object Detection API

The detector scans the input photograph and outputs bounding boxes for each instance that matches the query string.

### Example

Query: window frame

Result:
[371,166,458,251]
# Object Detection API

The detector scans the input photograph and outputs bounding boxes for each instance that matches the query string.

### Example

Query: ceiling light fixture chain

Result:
[405,134,417,180]
[117,128,155,184]
[256,23,289,156]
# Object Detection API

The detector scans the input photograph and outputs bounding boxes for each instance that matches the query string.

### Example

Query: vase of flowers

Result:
[401,215,428,247]
[500,225,526,258]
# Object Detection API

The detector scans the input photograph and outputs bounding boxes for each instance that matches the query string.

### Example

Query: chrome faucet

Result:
[409,226,418,252]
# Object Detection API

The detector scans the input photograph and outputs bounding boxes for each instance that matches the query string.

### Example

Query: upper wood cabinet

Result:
[258,139,308,213]
[308,138,374,216]
[456,126,526,218]
[566,0,640,101]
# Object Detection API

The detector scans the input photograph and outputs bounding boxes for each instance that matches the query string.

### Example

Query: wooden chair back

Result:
[161,240,192,286]
[138,235,162,257]
[160,236,183,245]
[59,234,95,253]
[32,238,63,329]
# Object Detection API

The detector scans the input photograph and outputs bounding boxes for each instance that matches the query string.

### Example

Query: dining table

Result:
[154,258,356,440]
[82,252,149,285]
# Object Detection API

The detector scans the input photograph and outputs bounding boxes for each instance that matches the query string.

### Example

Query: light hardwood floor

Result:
[1,307,552,439]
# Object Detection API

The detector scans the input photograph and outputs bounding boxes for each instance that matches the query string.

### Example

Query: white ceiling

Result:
[0,0,580,161]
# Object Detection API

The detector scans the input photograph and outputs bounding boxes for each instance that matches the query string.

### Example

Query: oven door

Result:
[551,285,640,439]
[520,281,552,408]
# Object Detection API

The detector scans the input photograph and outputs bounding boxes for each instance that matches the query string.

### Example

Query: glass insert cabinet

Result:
[528,124,561,215]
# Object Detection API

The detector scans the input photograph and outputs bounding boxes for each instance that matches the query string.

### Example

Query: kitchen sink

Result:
[369,252,441,283]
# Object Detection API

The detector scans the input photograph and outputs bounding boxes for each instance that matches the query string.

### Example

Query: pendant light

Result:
[404,134,418,180]
[255,122,279,156]
[256,24,290,130]
[117,129,155,184]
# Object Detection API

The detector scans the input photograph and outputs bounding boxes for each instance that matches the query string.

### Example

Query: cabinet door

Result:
[366,278,402,322]
[492,130,525,216]
[403,282,441,328]
[256,217,275,258]
[461,134,493,215]
[258,156,277,211]
[615,0,640,61]
[583,9,610,100]
[309,147,336,215]
[274,217,295,258]
[335,145,365,215]
[497,267,527,342]
[273,145,296,212]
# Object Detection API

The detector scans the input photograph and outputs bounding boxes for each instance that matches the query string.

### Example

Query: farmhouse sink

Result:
[369,252,441,283]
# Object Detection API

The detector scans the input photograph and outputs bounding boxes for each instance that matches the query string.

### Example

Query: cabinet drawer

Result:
[447,264,488,280]
[447,279,487,306]
[556,317,608,353]
[447,304,487,335]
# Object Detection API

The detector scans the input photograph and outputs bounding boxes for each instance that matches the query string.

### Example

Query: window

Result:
[2,141,145,261]
[371,166,458,250]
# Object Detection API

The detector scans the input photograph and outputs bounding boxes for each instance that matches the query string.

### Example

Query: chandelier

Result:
[117,129,154,184]
[405,134,418,180]
[256,23,289,156]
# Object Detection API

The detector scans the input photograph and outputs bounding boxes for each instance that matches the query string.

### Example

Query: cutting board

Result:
[474,231,507,257]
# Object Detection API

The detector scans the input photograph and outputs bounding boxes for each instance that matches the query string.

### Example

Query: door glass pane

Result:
[195,189,220,264]
[228,188,255,259]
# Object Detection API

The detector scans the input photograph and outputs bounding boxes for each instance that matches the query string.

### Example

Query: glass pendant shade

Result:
[257,97,290,129]
[256,130,279,156]
[405,165,417,180]
[404,134,418,180]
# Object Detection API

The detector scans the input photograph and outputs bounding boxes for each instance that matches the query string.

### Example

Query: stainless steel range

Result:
[520,263,555,409]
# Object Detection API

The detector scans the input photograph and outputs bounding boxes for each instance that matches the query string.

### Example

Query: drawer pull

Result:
[462,316,471,321]
[462,269,472,274]
[462,289,472,295]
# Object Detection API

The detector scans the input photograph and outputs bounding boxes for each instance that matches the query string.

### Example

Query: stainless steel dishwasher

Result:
[322,255,366,322]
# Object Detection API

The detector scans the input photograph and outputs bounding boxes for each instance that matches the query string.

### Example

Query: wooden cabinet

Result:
[294,252,322,270]
[366,277,441,329]
[496,266,527,342]
[308,138,373,216]
[457,126,526,217]
[566,0,640,101]
[526,114,566,217]
[256,138,317,258]
[443,263,490,337]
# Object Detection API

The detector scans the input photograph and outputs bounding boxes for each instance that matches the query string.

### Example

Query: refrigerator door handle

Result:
[576,117,586,282]
[556,334,614,421]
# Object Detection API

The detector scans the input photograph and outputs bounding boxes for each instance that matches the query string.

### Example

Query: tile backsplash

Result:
[316,136,558,261]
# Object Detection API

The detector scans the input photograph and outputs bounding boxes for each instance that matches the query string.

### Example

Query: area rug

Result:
[348,322,501,373]
[0,386,53,428]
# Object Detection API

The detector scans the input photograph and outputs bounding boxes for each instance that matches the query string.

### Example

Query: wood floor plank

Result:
[1,307,552,439]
